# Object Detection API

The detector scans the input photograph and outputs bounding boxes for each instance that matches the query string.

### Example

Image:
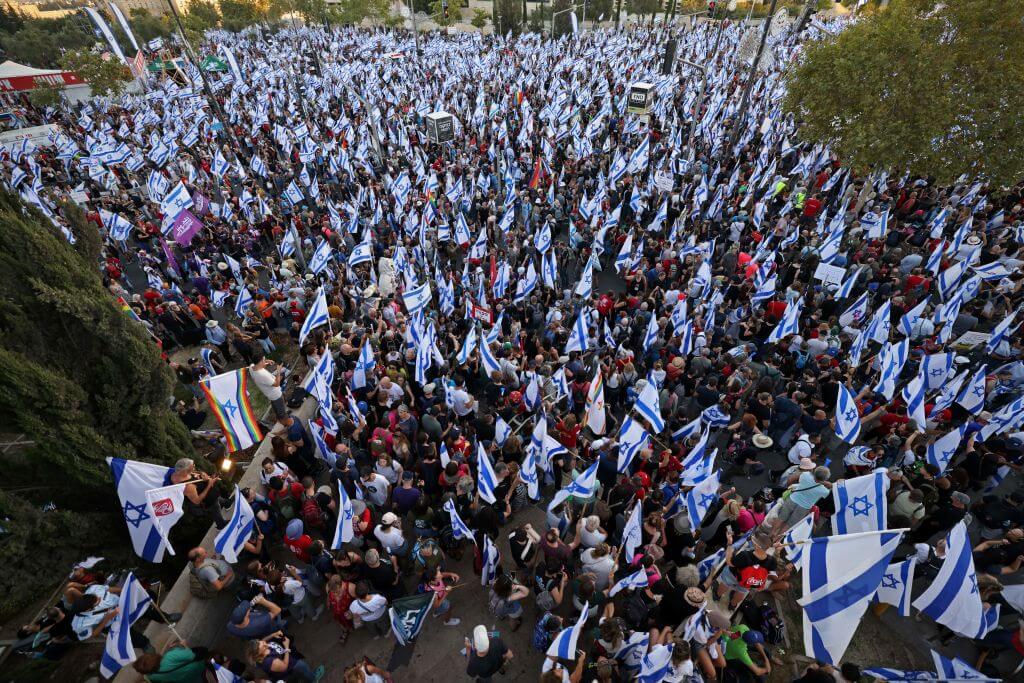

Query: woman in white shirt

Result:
[580,543,616,591]
[576,515,608,550]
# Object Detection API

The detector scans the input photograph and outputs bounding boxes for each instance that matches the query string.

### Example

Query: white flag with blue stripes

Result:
[782,514,815,565]
[99,573,152,679]
[767,297,803,343]
[832,468,889,535]
[107,457,175,562]
[873,557,916,617]
[402,281,432,316]
[633,381,665,433]
[308,238,333,274]
[686,470,721,529]
[564,308,590,354]
[548,460,599,511]
[921,352,955,391]
[299,286,329,346]
[954,363,988,415]
[932,650,998,682]
[913,522,988,638]
[331,480,355,549]
[476,442,499,504]
[616,416,650,473]
[609,567,649,597]
[638,643,674,683]
[622,500,643,560]
[214,485,255,563]
[542,602,590,675]
[925,424,966,476]
[481,534,501,585]
[798,529,904,664]
[443,498,475,541]
[834,383,862,444]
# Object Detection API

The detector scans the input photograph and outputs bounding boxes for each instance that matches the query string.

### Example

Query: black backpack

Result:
[623,590,652,630]
[740,602,785,645]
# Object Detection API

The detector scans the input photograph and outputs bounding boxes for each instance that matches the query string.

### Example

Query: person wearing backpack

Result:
[267,476,305,522]
[187,547,234,599]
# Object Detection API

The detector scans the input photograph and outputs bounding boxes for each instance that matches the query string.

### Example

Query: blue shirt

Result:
[789,471,828,509]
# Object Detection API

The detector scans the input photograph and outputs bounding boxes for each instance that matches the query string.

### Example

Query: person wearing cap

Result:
[465,624,512,683]
[910,489,972,543]
[724,623,773,681]
[374,511,411,569]
[227,594,286,639]
[204,318,233,362]
[284,519,314,563]
[786,433,815,466]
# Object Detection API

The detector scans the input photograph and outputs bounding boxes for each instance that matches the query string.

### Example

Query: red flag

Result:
[489,254,497,288]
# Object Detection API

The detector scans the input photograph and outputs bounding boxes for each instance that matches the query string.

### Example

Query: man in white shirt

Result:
[451,381,477,418]
[360,468,390,508]
[281,564,323,624]
[70,584,120,641]
[249,352,290,430]
[787,433,814,466]
[351,583,389,636]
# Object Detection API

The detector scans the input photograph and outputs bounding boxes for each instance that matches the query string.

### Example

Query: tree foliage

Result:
[783,0,1024,186]
[220,0,270,31]
[491,0,522,32]
[431,0,458,26]
[626,0,661,21]
[60,49,131,97]
[327,0,396,25]
[0,191,192,506]
[1,18,93,69]
[184,0,223,31]
[471,7,489,28]
[127,8,171,43]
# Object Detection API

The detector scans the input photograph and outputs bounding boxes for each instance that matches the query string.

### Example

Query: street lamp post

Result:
[408,0,422,58]
[551,3,576,35]
[729,0,779,149]
[163,0,239,150]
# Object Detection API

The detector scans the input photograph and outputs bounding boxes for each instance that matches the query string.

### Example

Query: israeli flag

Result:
[402,281,432,316]
[954,364,988,415]
[622,501,643,560]
[913,522,989,638]
[897,300,929,337]
[633,381,665,433]
[866,300,893,343]
[108,458,174,562]
[481,535,501,586]
[456,325,478,366]
[901,368,928,431]
[495,416,512,448]
[211,660,247,683]
[160,181,193,220]
[798,529,905,664]
[99,573,152,679]
[701,405,731,429]
[101,210,134,242]
[642,312,660,353]
[564,309,590,354]
[672,416,702,443]
[835,266,863,300]
[638,643,674,683]
[550,460,601,514]
[308,239,333,274]
[542,603,590,676]
[937,260,967,301]
[617,416,650,473]
[352,340,375,390]
[751,273,778,303]
[214,485,255,563]
[686,471,721,529]
[443,498,475,541]
[926,424,967,476]
[783,514,815,565]
[535,220,552,253]
[932,650,997,682]
[328,480,355,550]
[861,668,936,681]
[521,421,544,500]
[234,286,253,319]
[834,383,862,444]
[575,254,596,299]
[921,352,955,391]
[832,468,889,535]
[875,340,909,401]
[929,369,968,419]
[986,308,1019,355]
[476,443,499,505]
[299,286,329,346]
[348,239,372,268]
[874,558,916,617]
[767,297,803,343]
[480,336,501,378]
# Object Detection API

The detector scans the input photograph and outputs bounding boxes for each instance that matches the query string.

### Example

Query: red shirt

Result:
[285,534,313,563]
[803,197,823,218]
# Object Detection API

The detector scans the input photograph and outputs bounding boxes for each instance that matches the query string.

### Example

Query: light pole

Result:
[163,0,239,150]
[678,58,708,155]
[551,3,576,36]
[408,0,421,58]
[729,0,779,149]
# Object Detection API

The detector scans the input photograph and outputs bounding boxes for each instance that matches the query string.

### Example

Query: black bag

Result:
[623,590,652,630]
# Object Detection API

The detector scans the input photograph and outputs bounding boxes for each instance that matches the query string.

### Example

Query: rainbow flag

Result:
[117,296,143,323]
[200,369,263,452]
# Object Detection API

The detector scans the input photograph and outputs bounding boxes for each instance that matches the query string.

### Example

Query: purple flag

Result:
[171,210,203,247]
[192,192,210,216]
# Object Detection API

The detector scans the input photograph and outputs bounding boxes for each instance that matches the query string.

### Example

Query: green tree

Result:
[128,7,171,43]
[492,0,522,32]
[2,26,59,67]
[294,0,330,23]
[327,0,395,25]
[28,83,61,109]
[0,191,192,504]
[184,0,222,31]
[551,0,572,35]
[60,49,131,97]
[526,4,547,31]
[0,2,25,33]
[431,0,458,25]
[219,0,269,31]
[784,0,1024,185]
[471,7,489,28]
[626,0,661,23]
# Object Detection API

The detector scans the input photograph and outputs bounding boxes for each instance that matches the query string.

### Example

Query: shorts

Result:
[433,598,452,617]
[270,396,288,420]
[496,601,523,620]
[718,567,750,595]
[773,497,810,529]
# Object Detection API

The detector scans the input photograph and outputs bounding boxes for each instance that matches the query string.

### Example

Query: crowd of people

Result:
[9,7,1024,683]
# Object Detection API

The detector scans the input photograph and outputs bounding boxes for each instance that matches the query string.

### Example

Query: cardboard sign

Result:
[953,331,991,349]
[69,189,89,205]
[813,262,846,286]
[654,170,674,193]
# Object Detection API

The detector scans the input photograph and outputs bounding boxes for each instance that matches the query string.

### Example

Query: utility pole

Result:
[729,0,778,149]
[615,0,622,30]
[408,0,421,59]
[164,0,239,150]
